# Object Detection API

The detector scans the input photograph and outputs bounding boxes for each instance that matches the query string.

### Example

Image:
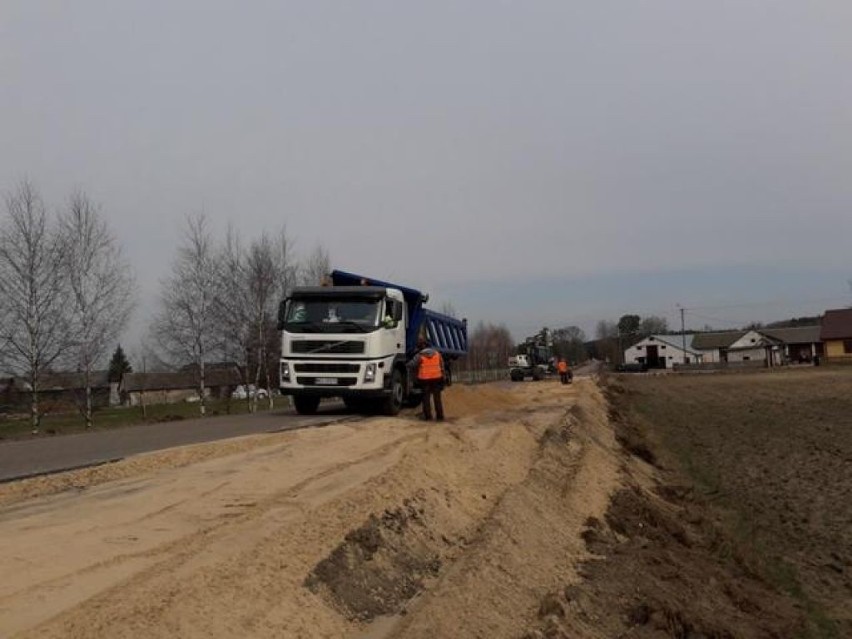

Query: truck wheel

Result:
[382,369,404,416]
[532,368,544,381]
[510,369,524,382]
[293,395,320,415]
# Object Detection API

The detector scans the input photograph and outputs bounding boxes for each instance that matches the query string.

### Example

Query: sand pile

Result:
[440,382,521,417]
[0,380,622,639]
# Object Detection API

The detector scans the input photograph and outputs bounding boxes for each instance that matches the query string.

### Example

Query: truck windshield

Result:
[284,298,382,333]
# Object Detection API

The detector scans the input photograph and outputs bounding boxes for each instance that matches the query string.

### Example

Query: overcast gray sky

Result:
[3,1,851,346]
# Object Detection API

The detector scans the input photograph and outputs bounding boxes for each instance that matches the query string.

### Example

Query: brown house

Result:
[820,309,852,362]
[1,371,113,414]
[121,368,242,407]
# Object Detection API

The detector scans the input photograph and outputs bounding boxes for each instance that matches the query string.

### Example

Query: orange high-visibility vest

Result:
[557,361,568,374]
[418,352,443,380]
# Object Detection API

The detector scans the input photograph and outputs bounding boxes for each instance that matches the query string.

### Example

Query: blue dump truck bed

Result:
[330,270,468,359]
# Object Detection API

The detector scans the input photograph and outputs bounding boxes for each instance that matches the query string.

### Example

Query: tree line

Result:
[0,180,329,430]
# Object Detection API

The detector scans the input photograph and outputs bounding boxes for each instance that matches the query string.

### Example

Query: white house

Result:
[677,326,823,366]
[690,331,745,363]
[725,330,783,365]
[623,334,701,369]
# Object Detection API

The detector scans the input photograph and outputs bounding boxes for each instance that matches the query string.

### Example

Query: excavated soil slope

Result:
[0,379,621,638]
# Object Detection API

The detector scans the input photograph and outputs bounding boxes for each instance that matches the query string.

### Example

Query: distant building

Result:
[820,309,852,362]
[0,371,114,413]
[761,326,823,363]
[624,325,824,370]
[690,331,745,363]
[623,334,701,369]
[120,368,242,407]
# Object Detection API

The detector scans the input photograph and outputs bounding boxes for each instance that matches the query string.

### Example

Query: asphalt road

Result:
[0,366,603,484]
[0,404,354,483]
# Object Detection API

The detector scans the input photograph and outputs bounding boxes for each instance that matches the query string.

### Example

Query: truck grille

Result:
[294,363,360,374]
[290,340,365,354]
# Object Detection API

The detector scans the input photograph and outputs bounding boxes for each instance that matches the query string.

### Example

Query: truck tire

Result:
[510,369,524,382]
[293,395,320,415]
[532,367,544,381]
[382,369,404,416]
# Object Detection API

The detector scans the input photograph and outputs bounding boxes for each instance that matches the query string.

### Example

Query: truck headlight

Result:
[281,362,290,382]
[364,363,377,383]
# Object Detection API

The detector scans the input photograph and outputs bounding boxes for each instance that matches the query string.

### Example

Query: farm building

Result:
[762,326,823,363]
[690,331,745,363]
[623,334,701,369]
[820,309,852,362]
[0,371,115,413]
[625,325,824,369]
[725,330,783,365]
[121,368,242,407]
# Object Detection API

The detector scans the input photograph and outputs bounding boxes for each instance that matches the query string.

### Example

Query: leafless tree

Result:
[0,181,69,431]
[595,320,618,340]
[639,315,668,336]
[152,214,218,415]
[245,235,279,410]
[213,226,298,411]
[299,243,330,286]
[462,321,513,378]
[552,325,587,363]
[213,227,253,409]
[59,191,135,428]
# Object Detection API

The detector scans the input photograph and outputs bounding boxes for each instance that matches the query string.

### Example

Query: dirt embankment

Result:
[0,379,623,638]
[5,372,841,639]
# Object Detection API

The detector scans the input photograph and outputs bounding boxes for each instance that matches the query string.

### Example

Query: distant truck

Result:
[277,270,468,415]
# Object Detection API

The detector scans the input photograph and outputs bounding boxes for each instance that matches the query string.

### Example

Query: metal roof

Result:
[691,331,746,350]
[761,325,822,344]
[643,334,701,354]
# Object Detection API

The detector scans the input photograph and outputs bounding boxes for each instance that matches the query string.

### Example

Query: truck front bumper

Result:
[279,356,396,397]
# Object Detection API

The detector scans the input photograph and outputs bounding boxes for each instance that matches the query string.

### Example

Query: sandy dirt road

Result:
[0,379,619,638]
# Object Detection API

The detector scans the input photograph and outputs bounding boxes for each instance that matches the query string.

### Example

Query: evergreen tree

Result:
[108,344,133,382]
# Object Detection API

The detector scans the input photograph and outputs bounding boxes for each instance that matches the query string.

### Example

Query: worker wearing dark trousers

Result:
[557,359,571,385]
[408,339,445,421]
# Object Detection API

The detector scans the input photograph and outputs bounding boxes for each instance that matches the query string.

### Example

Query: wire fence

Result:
[454,367,509,384]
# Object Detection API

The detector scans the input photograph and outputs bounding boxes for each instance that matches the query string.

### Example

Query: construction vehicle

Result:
[277,269,468,415]
[509,330,553,382]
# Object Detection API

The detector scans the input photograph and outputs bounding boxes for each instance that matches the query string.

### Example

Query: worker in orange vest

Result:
[407,338,445,421]
[557,358,571,385]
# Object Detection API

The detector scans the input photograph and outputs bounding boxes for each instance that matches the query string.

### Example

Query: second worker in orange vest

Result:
[407,338,445,421]
[557,358,572,385]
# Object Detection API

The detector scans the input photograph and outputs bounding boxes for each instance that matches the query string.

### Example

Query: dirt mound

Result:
[305,496,441,621]
[440,382,521,417]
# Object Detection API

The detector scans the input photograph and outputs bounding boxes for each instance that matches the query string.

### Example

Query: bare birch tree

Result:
[299,244,330,286]
[59,191,135,428]
[213,227,253,409]
[245,235,278,410]
[152,214,218,415]
[0,181,69,431]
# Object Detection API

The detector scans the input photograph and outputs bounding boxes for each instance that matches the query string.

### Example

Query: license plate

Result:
[315,377,338,385]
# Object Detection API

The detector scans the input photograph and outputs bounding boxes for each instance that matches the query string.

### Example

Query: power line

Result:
[685,295,849,311]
